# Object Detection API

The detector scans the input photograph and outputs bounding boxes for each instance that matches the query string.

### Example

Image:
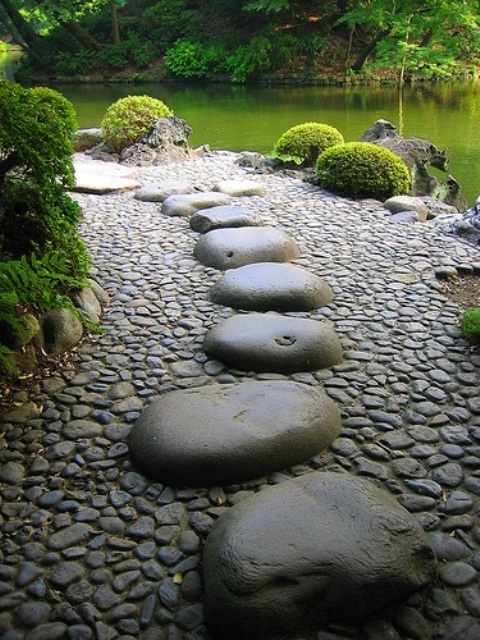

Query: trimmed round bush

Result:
[101,95,173,152]
[316,141,411,200]
[460,308,480,344]
[273,122,344,166]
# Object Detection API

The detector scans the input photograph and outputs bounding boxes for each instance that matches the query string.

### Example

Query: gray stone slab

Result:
[73,160,140,194]
[129,381,342,487]
[194,227,300,269]
[204,314,343,373]
[161,192,232,217]
[190,206,263,233]
[134,180,192,202]
[209,262,334,311]
[213,179,265,196]
[203,472,436,640]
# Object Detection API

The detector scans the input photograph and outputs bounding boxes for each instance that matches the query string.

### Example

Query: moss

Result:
[101,95,173,152]
[273,122,344,167]
[316,141,411,200]
[460,308,480,344]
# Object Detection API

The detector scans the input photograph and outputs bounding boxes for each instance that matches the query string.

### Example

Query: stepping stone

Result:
[194,227,299,270]
[204,314,343,373]
[161,192,232,217]
[129,381,342,487]
[190,205,263,233]
[203,472,436,640]
[134,180,192,202]
[384,195,428,221]
[73,161,141,194]
[213,179,265,196]
[209,262,334,311]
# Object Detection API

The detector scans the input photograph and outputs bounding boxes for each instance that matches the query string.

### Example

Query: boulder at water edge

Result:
[203,472,436,640]
[193,227,300,270]
[129,381,342,487]
[204,314,342,373]
[161,192,232,217]
[209,262,334,311]
[190,205,263,233]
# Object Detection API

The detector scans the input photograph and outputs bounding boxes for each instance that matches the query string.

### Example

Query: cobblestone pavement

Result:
[1,151,480,640]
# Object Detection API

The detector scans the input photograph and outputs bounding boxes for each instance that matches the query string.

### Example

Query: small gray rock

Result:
[190,205,263,233]
[162,192,232,217]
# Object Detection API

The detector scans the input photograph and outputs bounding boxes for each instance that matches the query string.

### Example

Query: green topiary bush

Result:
[273,122,344,166]
[316,141,411,200]
[460,308,480,344]
[101,95,173,152]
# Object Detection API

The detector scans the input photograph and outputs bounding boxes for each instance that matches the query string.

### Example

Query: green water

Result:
[1,49,479,204]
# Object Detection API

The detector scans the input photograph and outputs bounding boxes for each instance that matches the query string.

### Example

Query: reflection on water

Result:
[0,49,478,204]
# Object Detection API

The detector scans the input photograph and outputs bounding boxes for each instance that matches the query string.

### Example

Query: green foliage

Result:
[460,308,480,344]
[164,40,228,79]
[316,142,411,200]
[99,34,155,69]
[274,122,344,166]
[101,94,173,152]
[0,81,91,373]
[226,31,299,83]
[142,0,201,52]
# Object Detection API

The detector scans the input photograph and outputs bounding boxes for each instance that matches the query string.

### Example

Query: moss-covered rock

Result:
[101,95,173,152]
[273,122,344,166]
[316,141,411,200]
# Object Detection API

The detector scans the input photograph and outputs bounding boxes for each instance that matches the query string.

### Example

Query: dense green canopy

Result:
[0,0,478,81]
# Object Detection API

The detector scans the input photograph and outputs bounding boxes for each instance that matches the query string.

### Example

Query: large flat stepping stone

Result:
[73,161,140,194]
[134,180,192,202]
[213,179,265,196]
[190,205,263,233]
[129,381,342,487]
[203,472,436,640]
[194,227,300,270]
[204,314,342,373]
[161,192,232,217]
[209,262,334,311]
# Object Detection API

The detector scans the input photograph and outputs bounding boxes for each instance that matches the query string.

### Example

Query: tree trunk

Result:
[0,0,43,61]
[351,26,392,71]
[111,0,120,44]
[57,19,103,51]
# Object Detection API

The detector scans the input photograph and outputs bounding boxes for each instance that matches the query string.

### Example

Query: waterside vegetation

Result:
[0,0,478,85]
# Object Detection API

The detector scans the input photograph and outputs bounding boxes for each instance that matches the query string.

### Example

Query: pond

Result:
[1,52,479,205]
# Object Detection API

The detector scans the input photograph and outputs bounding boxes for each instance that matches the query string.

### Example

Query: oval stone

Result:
[209,262,334,311]
[193,227,300,270]
[129,381,342,487]
[190,206,263,233]
[203,473,436,640]
[204,314,343,373]
[161,192,232,217]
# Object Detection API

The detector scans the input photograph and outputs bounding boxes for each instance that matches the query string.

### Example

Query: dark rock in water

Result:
[129,381,342,487]
[209,262,333,311]
[203,472,436,640]
[193,227,299,269]
[162,192,232,217]
[204,314,342,373]
[190,206,263,233]
[361,119,467,211]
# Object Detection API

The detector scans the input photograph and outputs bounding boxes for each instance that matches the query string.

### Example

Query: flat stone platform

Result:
[1,150,480,640]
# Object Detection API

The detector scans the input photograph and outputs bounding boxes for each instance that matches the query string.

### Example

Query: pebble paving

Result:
[1,150,480,639]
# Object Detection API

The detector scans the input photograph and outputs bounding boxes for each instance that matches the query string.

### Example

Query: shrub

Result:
[460,308,480,344]
[164,40,228,79]
[101,95,173,152]
[316,141,411,200]
[273,122,344,166]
